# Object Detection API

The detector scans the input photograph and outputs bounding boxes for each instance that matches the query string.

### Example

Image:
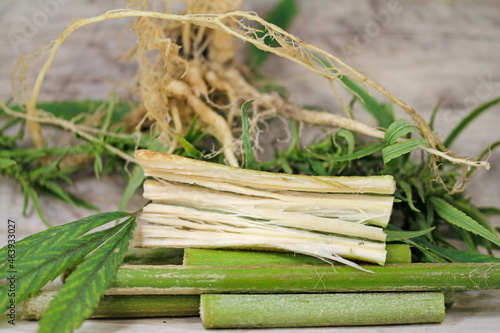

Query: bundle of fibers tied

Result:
[133,150,396,270]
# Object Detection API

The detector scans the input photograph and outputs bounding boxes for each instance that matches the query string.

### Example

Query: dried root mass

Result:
[11,0,488,182]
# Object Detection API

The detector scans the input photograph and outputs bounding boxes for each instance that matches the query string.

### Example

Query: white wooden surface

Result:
[1,1,500,332]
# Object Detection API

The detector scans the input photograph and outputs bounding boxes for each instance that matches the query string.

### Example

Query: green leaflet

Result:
[404,240,448,263]
[444,96,500,148]
[313,55,395,128]
[19,178,50,228]
[42,182,98,212]
[0,211,130,276]
[38,217,136,333]
[385,227,435,242]
[397,180,421,212]
[478,206,500,216]
[177,134,203,159]
[428,100,442,130]
[431,197,500,247]
[0,224,126,311]
[119,165,146,211]
[99,95,115,137]
[310,141,386,163]
[340,76,395,128]
[0,158,16,169]
[382,139,429,164]
[454,201,497,251]
[416,240,500,263]
[248,0,299,69]
[453,227,478,253]
[384,119,421,145]
[284,120,299,157]
[41,181,76,207]
[241,100,255,170]
[335,129,355,156]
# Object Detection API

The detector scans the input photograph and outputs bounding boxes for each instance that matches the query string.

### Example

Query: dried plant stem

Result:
[142,203,387,241]
[22,291,199,320]
[200,293,445,328]
[182,245,411,266]
[143,179,394,226]
[135,150,396,194]
[106,263,500,295]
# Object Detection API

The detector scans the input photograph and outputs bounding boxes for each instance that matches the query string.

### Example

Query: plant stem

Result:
[443,290,455,308]
[22,291,199,320]
[123,248,184,265]
[135,150,396,195]
[183,244,411,266]
[200,292,445,328]
[143,179,394,226]
[385,244,412,264]
[106,263,500,295]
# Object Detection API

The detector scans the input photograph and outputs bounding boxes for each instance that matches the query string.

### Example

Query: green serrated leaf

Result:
[309,158,327,176]
[119,165,145,211]
[408,177,425,204]
[38,217,136,333]
[418,240,500,263]
[0,157,16,169]
[0,224,125,311]
[284,120,299,158]
[278,152,293,174]
[41,185,99,212]
[382,139,429,164]
[100,94,115,136]
[454,201,497,237]
[310,141,386,163]
[384,119,421,145]
[312,56,395,128]
[397,180,420,212]
[41,181,75,207]
[66,193,100,211]
[0,211,130,276]
[386,227,435,242]
[429,100,442,130]
[177,134,203,159]
[340,76,395,128]
[335,129,355,155]
[184,115,199,141]
[444,96,500,148]
[453,226,479,253]
[405,240,448,263]
[241,100,255,170]
[478,206,500,217]
[431,197,500,247]
[93,150,103,178]
[249,0,298,69]
[19,178,51,228]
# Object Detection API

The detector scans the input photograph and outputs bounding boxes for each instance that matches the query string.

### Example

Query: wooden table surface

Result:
[1,1,500,332]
